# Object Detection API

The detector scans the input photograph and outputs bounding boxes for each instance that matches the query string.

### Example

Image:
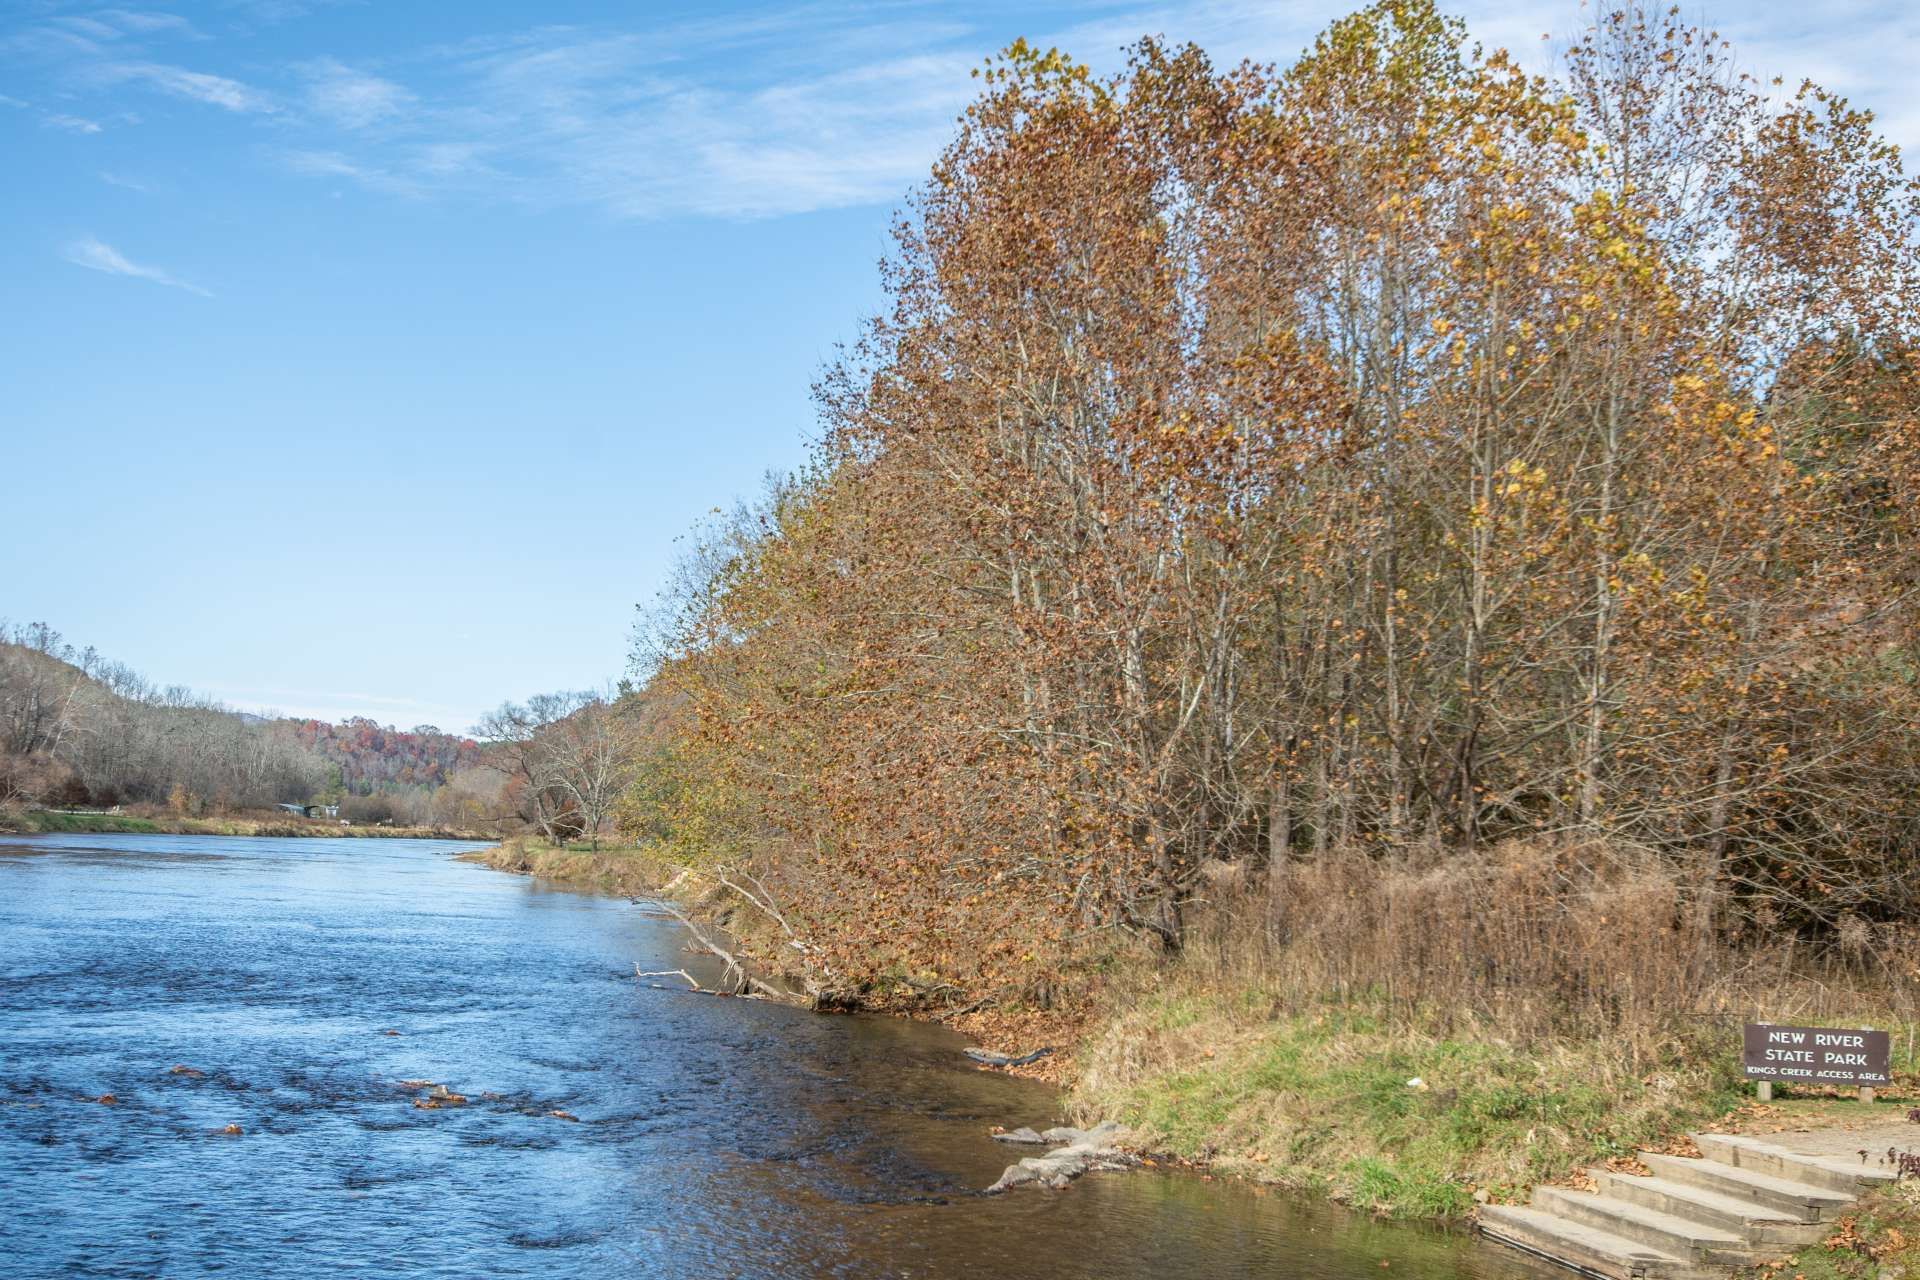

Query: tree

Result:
[617,2,1918,1000]
[474,691,638,847]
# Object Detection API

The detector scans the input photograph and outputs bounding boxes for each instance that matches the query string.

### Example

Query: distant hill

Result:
[286,717,482,793]
[0,622,495,823]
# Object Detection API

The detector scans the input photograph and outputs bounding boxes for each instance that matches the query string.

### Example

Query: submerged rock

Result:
[167,1065,204,1078]
[986,1121,1134,1193]
[991,1126,1048,1145]
[413,1085,468,1110]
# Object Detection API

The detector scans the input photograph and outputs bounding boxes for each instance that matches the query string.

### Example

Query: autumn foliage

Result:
[630,3,1920,1005]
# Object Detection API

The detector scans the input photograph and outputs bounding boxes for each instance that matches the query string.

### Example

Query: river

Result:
[0,833,1557,1279]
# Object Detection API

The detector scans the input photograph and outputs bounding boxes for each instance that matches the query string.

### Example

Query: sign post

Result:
[1742,1023,1890,1103]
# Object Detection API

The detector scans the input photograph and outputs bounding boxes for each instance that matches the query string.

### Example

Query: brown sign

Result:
[1743,1023,1890,1086]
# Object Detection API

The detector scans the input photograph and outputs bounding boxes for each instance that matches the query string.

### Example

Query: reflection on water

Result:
[0,834,1559,1279]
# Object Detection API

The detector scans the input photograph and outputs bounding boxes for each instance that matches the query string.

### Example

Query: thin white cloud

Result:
[6,7,194,58]
[413,140,488,176]
[98,170,153,191]
[280,147,420,195]
[98,61,274,112]
[44,112,104,133]
[286,18,995,219]
[62,236,210,296]
[268,1,1913,222]
[11,0,1915,224]
[298,56,411,128]
[56,16,122,42]
[101,11,198,37]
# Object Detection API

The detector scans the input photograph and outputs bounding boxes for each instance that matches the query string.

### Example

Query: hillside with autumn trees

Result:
[285,717,484,794]
[0,619,661,839]
[0,622,504,828]
[593,0,1920,1206]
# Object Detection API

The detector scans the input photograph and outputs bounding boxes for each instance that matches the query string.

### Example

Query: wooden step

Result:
[1638,1152,1853,1222]
[1691,1133,1896,1196]
[1532,1186,1756,1265]
[1589,1169,1826,1246]
[1479,1204,1708,1280]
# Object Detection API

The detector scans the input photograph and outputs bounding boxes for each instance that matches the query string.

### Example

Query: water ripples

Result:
[0,834,1559,1279]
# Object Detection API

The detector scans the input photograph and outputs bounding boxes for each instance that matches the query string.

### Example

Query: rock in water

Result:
[991,1127,1048,1145]
[414,1084,469,1110]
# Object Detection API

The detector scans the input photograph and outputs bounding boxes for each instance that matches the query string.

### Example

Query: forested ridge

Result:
[0,619,657,839]
[615,0,1920,1016]
[0,622,490,823]
[287,717,482,794]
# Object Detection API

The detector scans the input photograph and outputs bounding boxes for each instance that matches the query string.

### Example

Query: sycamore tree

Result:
[626,1,1920,1002]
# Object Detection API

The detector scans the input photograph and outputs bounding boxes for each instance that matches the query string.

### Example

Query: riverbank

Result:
[457,838,672,895]
[462,838,1084,1083]
[459,836,1920,1224]
[0,807,489,841]
[1070,982,1747,1218]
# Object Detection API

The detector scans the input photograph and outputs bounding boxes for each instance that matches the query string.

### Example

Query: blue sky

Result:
[4,0,1914,734]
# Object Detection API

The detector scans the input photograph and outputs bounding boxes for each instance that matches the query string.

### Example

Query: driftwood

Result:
[965,1046,1056,1068]
[652,901,807,1005]
[631,963,747,998]
[634,967,703,990]
[986,1122,1135,1193]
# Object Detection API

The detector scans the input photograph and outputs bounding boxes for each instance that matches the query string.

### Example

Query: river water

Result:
[0,833,1556,1279]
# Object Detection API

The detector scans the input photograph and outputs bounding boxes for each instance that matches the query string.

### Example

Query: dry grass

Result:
[0,805,487,840]
[1069,840,1920,1218]
[461,837,676,897]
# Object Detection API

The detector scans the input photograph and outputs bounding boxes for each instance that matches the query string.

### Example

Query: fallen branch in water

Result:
[965,1046,1056,1068]
[653,900,808,1005]
[634,967,702,990]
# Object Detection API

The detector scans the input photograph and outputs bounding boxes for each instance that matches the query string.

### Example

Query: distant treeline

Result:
[0,622,499,827]
[287,717,483,793]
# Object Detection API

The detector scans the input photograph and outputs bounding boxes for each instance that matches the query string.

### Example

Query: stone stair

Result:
[1479,1133,1894,1279]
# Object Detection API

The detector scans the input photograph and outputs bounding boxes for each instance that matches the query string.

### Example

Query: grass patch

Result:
[0,807,487,840]
[1074,989,1747,1220]
[0,810,161,834]
[462,838,674,897]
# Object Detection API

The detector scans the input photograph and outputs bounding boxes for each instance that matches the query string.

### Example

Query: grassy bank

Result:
[1063,845,1920,1220]
[0,807,489,840]
[459,837,677,897]
[1072,988,1750,1218]
[463,833,1920,1224]
[1071,993,1920,1220]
